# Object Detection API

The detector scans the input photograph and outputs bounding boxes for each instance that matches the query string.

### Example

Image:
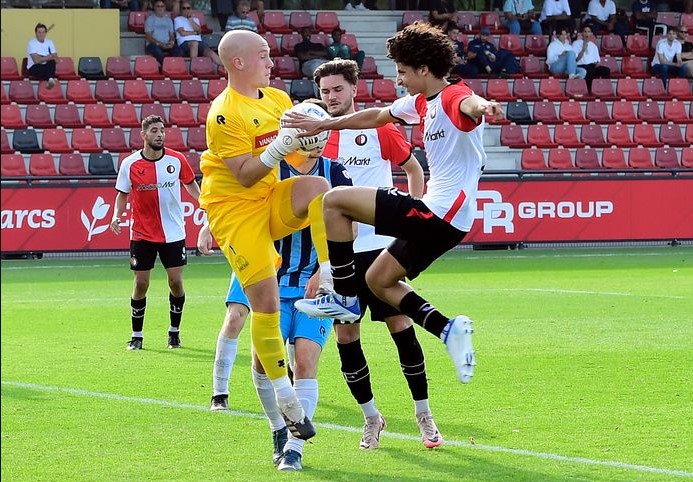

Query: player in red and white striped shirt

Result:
[110,115,201,351]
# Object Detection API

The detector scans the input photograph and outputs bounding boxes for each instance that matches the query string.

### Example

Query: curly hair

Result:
[313,58,360,86]
[142,115,165,132]
[386,22,456,79]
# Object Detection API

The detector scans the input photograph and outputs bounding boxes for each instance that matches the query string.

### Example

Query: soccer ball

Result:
[279,102,331,154]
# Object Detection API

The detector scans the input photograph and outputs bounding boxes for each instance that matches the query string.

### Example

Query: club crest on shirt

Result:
[167,164,175,174]
[355,134,367,146]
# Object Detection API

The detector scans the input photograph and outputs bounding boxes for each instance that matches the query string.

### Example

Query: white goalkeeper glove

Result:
[259,129,327,169]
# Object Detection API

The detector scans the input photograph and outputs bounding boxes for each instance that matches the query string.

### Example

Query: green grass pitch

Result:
[2,247,692,482]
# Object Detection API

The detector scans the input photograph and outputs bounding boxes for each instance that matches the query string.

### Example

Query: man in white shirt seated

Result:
[27,23,57,89]
[539,0,573,35]
[583,0,628,40]
[546,28,586,78]
[651,27,683,88]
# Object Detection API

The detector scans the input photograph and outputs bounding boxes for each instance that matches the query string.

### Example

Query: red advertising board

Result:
[1,178,692,252]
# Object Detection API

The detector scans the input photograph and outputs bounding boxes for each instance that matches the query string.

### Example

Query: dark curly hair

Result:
[386,22,456,79]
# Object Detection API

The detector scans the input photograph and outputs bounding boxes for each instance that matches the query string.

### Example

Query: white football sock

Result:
[414,399,430,415]
[213,334,238,396]
[359,398,379,418]
[251,368,286,431]
[284,378,318,455]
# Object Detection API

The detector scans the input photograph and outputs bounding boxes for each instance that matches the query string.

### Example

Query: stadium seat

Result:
[538,78,566,101]
[315,11,340,33]
[269,78,288,92]
[141,103,167,123]
[590,78,617,101]
[637,101,663,123]
[128,128,142,150]
[402,11,424,29]
[606,124,635,147]
[681,13,693,28]
[650,34,664,51]
[642,78,667,100]
[41,128,71,153]
[532,101,559,123]
[598,55,621,78]
[151,79,179,103]
[580,123,608,147]
[632,123,660,147]
[55,57,79,80]
[616,78,643,101]
[59,153,87,176]
[519,55,546,77]
[83,103,113,128]
[553,124,581,147]
[197,103,210,125]
[53,104,83,128]
[559,100,587,124]
[186,126,207,151]
[0,84,8,105]
[505,100,533,124]
[289,11,313,32]
[602,147,627,169]
[169,103,198,127]
[341,33,361,55]
[520,148,546,170]
[626,34,649,56]
[620,56,647,78]
[263,11,290,34]
[667,78,693,100]
[77,57,105,80]
[71,127,101,153]
[207,79,227,100]
[585,100,612,123]
[654,147,680,169]
[527,124,556,148]
[309,33,329,48]
[1,153,28,176]
[575,147,600,169]
[612,100,637,123]
[548,148,574,169]
[186,151,202,175]
[480,11,503,33]
[464,78,485,96]
[681,147,693,168]
[190,57,219,79]
[37,80,67,104]
[88,152,115,175]
[499,34,524,56]
[659,124,686,147]
[164,126,186,151]
[162,56,191,80]
[565,78,590,100]
[601,34,625,56]
[511,78,539,101]
[486,79,514,101]
[663,101,689,123]
[134,56,163,80]
[1,57,22,81]
[290,79,317,102]
[246,10,262,32]
[259,33,280,58]
[14,128,44,154]
[456,12,479,32]
[123,79,152,103]
[687,124,693,145]
[128,10,148,33]
[9,80,38,104]
[272,56,300,79]
[25,104,55,129]
[1,104,27,129]
[100,127,129,152]
[1,128,12,154]
[94,79,123,104]
[359,56,383,80]
[66,79,96,103]
[500,124,527,148]
[524,35,548,56]
[29,153,57,176]
[354,78,374,103]
[106,56,135,80]
[112,103,141,128]
[372,79,398,102]
[628,146,654,169]
[407,124,422,148]
[280,32,302,55]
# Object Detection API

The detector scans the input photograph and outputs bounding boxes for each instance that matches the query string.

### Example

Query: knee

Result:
[565,50,576,60]
[335,324,360,344]
[322,185,348,211]
[134,279,149,293]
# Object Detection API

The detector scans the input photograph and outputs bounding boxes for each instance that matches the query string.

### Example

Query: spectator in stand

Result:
[27,23,57,90]
[677,27,693,78]
[539,0,573,35]
[225,0,258,31]
[142,0,179,15]
[145,1,183,65]
[583,0,628,40]
[651,27,683,87]
[102,0,140,11]
[175,2,222,65]
[631,0,657,40]
[295,27,329,78]
[345,0,369,9]
[327,29,365,69]
[573,24,610,90]
[503,0,543,35]
[428,0,457,30]
[446,22,479,77]
[546,27,586,78]
[467,26,521,77]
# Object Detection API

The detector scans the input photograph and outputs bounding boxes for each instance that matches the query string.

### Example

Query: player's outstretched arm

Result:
[282,107,396,137]
[460,94,504,122]
[109,191,129,235]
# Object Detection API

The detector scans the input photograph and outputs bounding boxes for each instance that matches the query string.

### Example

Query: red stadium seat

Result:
[600,34,625,56]
[485,79,514,101]
[123,79,152,103]
[527,124,556,148]
[66,79,96,103]
[520,55,546,77]
[663,101,689,123]
[683,147,693,168]
[29,153,58,176]
[128,10,148,33]
[681,13,693,28]
[83,103,113,128]
[590,78,617,101]
[53,104,83,128]
[340,34,361,57]
[1,104,27,129]
[659,124,686,147]
[289,11,313,32]
[263,32,281,57]
[100,127,130,152]
[162,56,191,80]
[548,148,574,169]
[269,78,288,92]
[41,128,72,153]
[553,124,581,147]
[106,56,135,80]
[207,79,227,100]
[1,84,8,104]
[186,150,202,175]
[409,124,423,149]
[500,124,527,148]
[512,78,539,101]
[280,32,302,55]
[538,78,566,101]
[654,147,680,169]
[585,100,612,123]
[112,103,141,128]
[480,12,503,33]
[575,147,601,169]
[1,153,27,176]
[628,146,654,169]
[620,56,647,78]
[1,57,22,81]
[263,11,290,34]
[59,153,88,176]
[354,79,374,103]
[524,35,547,56]
[464,79,485,96]
[71,127,101,153]
[499,34,524,56]
[611,100,637,123]
[637,101,663,123]
[687,124,693,145]
[186,126,207,150]
[520,148,546,169]
[25,104,55,129]
[667,78,693,100]
[315,11,340,33]
[55,57,79,80]
[151,79,179,103]
[141,103,167,123]
[197,103,210,125]
[38,80,68,104]
[598,55,621,78]
[164,126,186,151]
[95,79,123,103]
[559,100,587,124]
[580,124,608,147]
[532,101,559,123]
[607,124,635,147]
[456,12,479,32]
[169,103,198,127]
[1,128,12,154]
[178,79,206,103]
[642,78,667,100]
[190,57,219,79]
[134,56,163,80]
[359,56,383,79]
[565,78,590,100]
[632,123,660,147]
[128,128,142,150]
[310,33,329,48]
[601,147,627,169]
[246,10,262,32]
[626,34,649,56]
[402,11,424,29]
[9,80,38,104]
[272,56,300,79]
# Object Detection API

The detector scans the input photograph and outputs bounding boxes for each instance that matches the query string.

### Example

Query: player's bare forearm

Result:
[283,107,394,137]
[460,94,504,121]
[222,153,273,188]
[184,180,201,201]
[402,154,424,198]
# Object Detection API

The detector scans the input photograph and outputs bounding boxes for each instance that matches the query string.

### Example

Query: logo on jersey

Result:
[342,156,371,166]
[428,105,437,119]
[256,131,278,149]
[253,118,260,127]
[81,196,111,241]
[166,164,175,174]
[277,358,286,368]
[136,180,176,191]
[475,190,614,234]
[319,325,326,336]
[235,254,249,272]
[355,134,368,146]
[216,115,225,125]
[424,129,445,142]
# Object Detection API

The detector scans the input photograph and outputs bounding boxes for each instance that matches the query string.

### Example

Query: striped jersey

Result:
[275,158,352,298]
[389,82,486,232]
[115,148,196,243]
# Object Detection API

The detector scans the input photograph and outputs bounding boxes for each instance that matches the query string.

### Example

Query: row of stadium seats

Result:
[520,146,693,170]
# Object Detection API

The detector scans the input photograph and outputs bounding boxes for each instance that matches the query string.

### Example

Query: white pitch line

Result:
[2,381,692,479]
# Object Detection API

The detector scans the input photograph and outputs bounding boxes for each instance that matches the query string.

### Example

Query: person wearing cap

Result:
[467,26,521,77]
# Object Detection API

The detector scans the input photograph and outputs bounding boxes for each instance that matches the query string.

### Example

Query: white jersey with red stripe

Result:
[389,82,485,232]
[115,148,196,243]
[324,124,412,252]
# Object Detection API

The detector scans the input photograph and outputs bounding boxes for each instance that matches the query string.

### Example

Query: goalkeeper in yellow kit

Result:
[199,30,330,440]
